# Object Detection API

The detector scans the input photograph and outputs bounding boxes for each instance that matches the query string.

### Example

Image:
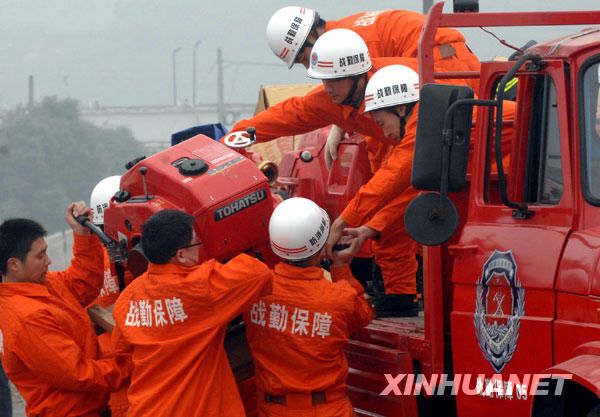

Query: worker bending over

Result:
[265,6,481,165]
[230,30,421,316]
[245,197,373,417]
[111,210,272,417]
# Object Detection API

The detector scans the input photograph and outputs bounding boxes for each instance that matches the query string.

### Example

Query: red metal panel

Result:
[439,11,600,28]
[452,312,553,417]
[554,293,600,363]
[344,340,418,417]
[556,232,600,296]
[548,354,600,397]
[452,225,569,290]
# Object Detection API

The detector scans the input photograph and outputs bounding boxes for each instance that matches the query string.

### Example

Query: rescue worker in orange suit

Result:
[330,65,424,316]
[89,175,133,309]
[89,175,134,417]
[244,197,373,417]
[111,210,273,417]
[228,29,423,316]
[327,65,419,317]
[0,202,131,417]
[265,6,481,167]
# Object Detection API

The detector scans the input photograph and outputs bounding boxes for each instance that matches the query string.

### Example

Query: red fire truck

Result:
[99,2,600,416]
[372,2,600,416]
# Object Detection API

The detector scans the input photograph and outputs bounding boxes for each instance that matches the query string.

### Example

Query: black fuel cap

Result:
[178,159,209,176]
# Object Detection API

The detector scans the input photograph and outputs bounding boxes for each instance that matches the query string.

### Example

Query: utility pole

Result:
[217,48,225,125]
[28,75,34,111]
[172,47,182,106]
[192,40,201,106]
[423,0,433,14]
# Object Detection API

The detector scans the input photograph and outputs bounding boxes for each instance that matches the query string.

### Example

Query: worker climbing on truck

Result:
[265,6,481,167]
[228,29,424,316]
[244,197,373,417]
[324,63,424,317]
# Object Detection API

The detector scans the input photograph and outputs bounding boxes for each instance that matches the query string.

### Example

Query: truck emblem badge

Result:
[474,250,525,373]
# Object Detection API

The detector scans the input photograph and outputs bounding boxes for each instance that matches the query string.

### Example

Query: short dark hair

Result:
[141,210,195,264]
[0,219,47,275]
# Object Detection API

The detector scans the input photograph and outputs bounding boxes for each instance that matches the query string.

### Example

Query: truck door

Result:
[449,62,572,417]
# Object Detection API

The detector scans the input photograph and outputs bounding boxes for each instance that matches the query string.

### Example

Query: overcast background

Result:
[1,0,599,109]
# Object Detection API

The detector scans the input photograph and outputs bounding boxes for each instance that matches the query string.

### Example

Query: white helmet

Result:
[90,175,121,225]
[266,6,316,69]
[307,28,372,80]
[364,65,420,112]
[269,197,330,261]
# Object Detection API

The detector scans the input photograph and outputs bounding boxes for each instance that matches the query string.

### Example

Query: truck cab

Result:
[410,2,600,416]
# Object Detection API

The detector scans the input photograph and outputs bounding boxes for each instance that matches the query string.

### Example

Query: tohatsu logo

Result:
[214,189,267,221]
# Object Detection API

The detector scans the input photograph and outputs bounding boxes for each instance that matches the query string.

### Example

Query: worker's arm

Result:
[230,86,341,142]
[53,203,104,307]
[331,266,373,331]
[109,321,134,380]
[364,188,417,236]
[340,123,416,227]
[325,124,415,258]
[203,254,273,326]
[15,311,130,392]
[331,265,364,297]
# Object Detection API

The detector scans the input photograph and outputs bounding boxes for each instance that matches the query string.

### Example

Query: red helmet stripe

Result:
[272,241,308,253]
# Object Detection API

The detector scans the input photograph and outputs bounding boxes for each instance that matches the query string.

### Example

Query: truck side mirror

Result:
[412,83,474,192]
[406,83,474,246]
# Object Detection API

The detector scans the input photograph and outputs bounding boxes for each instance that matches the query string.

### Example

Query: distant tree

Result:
[0,97,145,233]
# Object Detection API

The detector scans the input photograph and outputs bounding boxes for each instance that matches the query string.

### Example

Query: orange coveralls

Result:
[94,248,134,308]
[358,99,518,294]
[341,107,421,294]
[92,248,134,417]
[326,9,481,91]
[244,263,373,417]
[0,234,129,417]
[111,254,272,417]
[231,57,420,295]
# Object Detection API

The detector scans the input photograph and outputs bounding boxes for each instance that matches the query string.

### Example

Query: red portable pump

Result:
[103,134,279,275]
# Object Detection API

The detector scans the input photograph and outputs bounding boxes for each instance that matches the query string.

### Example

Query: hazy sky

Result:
[1,0,599,108]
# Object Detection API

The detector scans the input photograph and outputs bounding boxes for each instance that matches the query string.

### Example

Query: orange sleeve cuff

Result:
[365,217,385,234]
[340,205,364,228]
[73,233,101,251]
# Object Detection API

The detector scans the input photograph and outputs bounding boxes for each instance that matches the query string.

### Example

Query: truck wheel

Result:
[587,404,600,417]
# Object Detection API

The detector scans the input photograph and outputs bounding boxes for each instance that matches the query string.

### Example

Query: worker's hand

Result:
[329,233,361,267]
[324,125,345,170]
[66,202,92,235]
[325,216,347,258]
[341,226,379,254]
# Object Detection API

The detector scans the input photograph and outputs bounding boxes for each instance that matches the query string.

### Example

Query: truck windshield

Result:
[581,59,600,202]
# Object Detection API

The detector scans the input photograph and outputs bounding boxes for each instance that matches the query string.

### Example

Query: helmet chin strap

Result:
[384,103,415,140]
[383,107,406,139]
[341,74,366,108]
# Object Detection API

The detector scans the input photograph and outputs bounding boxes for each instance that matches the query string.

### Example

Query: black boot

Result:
[374,294,420,318]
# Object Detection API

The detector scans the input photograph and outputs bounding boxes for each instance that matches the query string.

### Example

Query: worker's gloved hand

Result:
[324,125,346,170]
